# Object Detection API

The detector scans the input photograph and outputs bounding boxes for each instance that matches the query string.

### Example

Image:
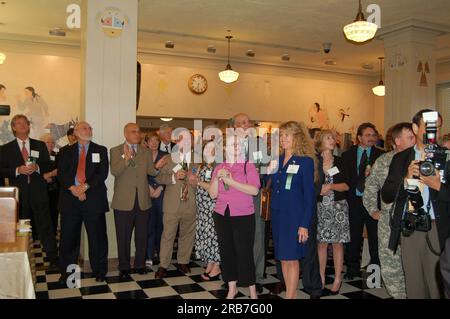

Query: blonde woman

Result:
[268,121,317,299]
[315,130,350,295]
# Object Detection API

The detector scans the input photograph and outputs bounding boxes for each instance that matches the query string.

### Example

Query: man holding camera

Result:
[382,109,450,298]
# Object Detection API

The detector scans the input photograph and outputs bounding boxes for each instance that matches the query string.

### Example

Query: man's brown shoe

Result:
[155,267,167,279]
[177,263,191,274]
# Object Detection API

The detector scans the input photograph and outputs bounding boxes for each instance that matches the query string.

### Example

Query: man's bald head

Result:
[124,123,141,144]
[232,113,251,130]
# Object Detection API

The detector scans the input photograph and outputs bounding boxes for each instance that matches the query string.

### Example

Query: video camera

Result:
[418,111,449,182]
[401,184,432,237]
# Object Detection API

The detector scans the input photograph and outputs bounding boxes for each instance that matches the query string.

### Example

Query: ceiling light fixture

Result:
[343,0,378,43]
[49,27,66,37]
[165,41,175,49]
[281,53,290,61]
[0,52,6,64]
[160,118,173,122]
[218,31,239,84]
[372,57,385,96]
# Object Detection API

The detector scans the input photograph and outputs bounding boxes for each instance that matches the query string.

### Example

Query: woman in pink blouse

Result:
[209,134,261,299]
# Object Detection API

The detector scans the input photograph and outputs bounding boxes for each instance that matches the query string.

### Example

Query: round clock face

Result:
[188,74,208,94]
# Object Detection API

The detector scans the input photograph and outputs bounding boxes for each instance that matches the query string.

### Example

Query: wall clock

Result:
[188,74,208,94]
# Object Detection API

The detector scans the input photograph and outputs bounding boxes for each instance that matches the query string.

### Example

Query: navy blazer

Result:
[269,155,316,229]
[57,141,109,213]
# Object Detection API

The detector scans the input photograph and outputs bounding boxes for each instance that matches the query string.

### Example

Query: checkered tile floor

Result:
[31,241,392,300]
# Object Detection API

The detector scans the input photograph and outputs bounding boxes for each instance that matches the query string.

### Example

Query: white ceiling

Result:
[1,0,450,74]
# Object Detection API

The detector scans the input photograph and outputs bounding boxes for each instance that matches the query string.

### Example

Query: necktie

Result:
[356,150,368,193]
[131,145,136,157]
[165,145,169,153]
[21,141,29,162]
[76,145,86,184]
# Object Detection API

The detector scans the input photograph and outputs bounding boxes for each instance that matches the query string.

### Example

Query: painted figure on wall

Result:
[16,87,49,138]
[308,102,330,129]
[334,107,355,140]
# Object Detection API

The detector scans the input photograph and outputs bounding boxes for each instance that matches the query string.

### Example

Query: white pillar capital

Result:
[380,19,449,130]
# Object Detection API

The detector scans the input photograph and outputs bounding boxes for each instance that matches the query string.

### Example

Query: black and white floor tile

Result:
[32,242,392,300]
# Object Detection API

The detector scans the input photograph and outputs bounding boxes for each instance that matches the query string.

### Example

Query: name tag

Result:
[286,164,299,174]
[92,153,100,163]
[205,170,212,179]
[31,150,40,158]
[327,166,340,177]
[50,156,56,161]
[172,164,182,173]
[253,151,263,161]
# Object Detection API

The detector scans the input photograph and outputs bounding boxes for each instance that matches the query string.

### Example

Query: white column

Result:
[379,20,450,130]
[79,0,138,267]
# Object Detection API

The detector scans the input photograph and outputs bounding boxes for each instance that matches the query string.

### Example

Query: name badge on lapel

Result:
[31,150,40,158]
[327,166,340,177]
[205,170,212,180]
[50,156,56,161]
[92,153,100,163]
[286,164,299,174]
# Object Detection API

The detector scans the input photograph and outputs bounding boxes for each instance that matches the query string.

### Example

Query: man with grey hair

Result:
[158,124,176,153]
[57,121,109,284]
[0,114,58,269]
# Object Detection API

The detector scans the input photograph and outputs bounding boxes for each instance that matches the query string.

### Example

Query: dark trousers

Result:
[345,195,379,274]
[114,197,150,271]
[59,199,108,275]
[48,189,59,237]
[214,207,256,287]
[147,196,164,260]
[274,210,322,296]
[301,209,322,296]
[20,188,57,261]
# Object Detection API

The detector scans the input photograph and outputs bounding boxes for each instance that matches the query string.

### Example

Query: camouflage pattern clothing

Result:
[363,151,407,299]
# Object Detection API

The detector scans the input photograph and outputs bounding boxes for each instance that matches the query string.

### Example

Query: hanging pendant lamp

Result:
[343,0,378,43]
[372,57,385,96]
[219,33,239,83]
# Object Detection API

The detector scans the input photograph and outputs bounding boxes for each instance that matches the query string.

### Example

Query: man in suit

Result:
[57,121,109,284]
[382,109,450,298]
[342,122,384,279]
[158,124,176,153]
[0,114,58,268]
[110,123,167,279]
[155,129,198,279]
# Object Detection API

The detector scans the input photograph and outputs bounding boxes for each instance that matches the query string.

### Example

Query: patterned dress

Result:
[195,165,220,263]
[317,174,351,243]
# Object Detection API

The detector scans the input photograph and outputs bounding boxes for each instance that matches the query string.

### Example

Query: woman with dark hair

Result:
[145,132,167,266]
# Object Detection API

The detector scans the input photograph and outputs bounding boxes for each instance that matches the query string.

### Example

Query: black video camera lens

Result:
[419,160,435,176]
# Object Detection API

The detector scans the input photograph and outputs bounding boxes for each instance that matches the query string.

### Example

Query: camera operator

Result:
[381,109,450,299]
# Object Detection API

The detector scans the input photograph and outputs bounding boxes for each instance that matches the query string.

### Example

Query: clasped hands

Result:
[216,168,233,185]
[17,164,39,176]
[175,167,199,187]
[70,184,88,201]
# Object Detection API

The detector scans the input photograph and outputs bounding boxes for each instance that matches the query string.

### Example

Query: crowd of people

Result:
[0,109,449,299]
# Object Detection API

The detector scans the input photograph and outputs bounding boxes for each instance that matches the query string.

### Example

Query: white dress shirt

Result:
[160,142,171,153]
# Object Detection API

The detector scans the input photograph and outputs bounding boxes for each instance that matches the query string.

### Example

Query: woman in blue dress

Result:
[269,121,318,299]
